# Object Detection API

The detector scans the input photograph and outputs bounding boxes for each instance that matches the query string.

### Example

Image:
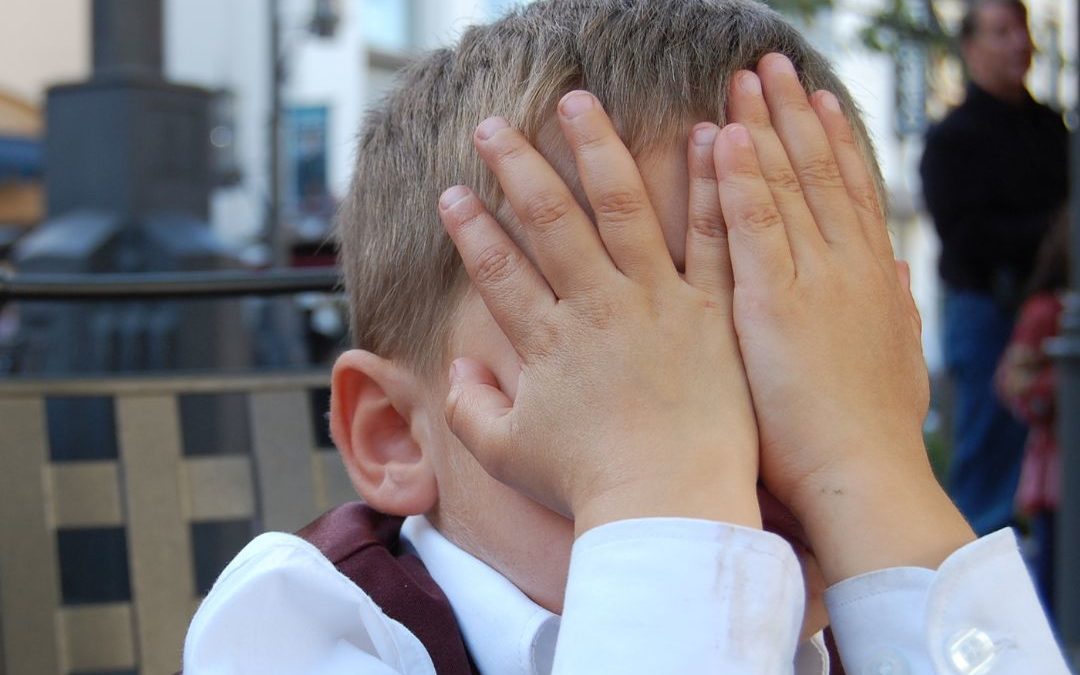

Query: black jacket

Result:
[919,83,1067,306]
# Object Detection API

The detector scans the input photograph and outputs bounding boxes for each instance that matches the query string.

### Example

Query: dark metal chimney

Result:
[43,0,211,227]
[92,0,164,79]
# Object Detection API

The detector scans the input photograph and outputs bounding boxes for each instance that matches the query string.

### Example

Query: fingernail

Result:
[440,186,471,210]
[819,91,841,113]
[559,91,595,119]
[724,123,751,147]
[738,71,761,95]
[692,124,719,147]
[476,116,508,141]
[449,359,462,385]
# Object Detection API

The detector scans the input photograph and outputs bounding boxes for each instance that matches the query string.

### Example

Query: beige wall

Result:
[0,0,89,104]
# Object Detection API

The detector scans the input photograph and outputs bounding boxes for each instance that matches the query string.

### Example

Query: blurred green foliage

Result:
[764,0,955,58]
[859,0,953,58]
[763,0,834,21]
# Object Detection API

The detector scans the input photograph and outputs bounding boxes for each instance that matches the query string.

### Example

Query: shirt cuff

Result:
[826,528,1069,674]
[553,518,805,674]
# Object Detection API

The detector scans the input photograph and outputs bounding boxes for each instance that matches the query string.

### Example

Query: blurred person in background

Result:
[996,213,1071,619]
[919,0,1068,536]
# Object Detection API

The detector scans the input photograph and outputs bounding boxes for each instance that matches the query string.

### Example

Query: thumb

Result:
[445,357,514,475]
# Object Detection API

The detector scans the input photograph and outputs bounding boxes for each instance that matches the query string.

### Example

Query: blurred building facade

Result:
[0,0,1074,370]
[0,0,87,247]
[163,0,525,260]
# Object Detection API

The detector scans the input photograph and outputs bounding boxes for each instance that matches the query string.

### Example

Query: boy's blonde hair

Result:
[338,0,882,375]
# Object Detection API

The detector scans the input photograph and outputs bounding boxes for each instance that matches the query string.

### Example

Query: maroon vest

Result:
[296,502,478,674]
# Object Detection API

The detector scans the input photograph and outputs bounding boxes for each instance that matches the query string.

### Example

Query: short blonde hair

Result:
[338,0,882,375]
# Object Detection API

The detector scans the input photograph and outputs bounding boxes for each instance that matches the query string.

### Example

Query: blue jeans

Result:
[943,289,1027,535]
[1029,511,1056,622]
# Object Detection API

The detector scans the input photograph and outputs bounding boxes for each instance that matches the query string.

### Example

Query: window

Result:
[360,0,412,52]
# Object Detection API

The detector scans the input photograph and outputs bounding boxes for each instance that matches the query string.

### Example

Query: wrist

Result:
[789,454,974,585]
[573,471,762,538]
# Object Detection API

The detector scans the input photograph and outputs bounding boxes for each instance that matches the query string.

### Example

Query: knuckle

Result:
[522,192,572,231]
[688,211,727,241]
[831,122,859,150]
[727,161,764,182]
[851,183,884,218]
[523,318,561,360]
[690,148,718,179]
[764,167,803,196]
[593,189,647,222]
[573,129,609,155]
[745,106,773,127]
[488,135,529,167]
[472,244,519,286]
[795,155,843,188]
[579,295,620,330]
[786,94,815,116]
[737,204,783,233]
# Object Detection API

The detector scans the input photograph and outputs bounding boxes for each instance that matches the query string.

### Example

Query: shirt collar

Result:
[401,515,560,675]
[966,80,1035,112]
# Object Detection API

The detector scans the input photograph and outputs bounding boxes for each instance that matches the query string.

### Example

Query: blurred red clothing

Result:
[996,292,1064,514]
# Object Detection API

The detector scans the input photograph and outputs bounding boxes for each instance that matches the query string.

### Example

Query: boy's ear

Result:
[329,349,438,516]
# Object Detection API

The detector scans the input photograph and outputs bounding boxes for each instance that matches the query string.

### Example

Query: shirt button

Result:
[861,649,910,675]
[946,628,999,674]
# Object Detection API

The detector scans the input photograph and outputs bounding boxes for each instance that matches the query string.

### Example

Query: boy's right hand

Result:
[438,91,762,536]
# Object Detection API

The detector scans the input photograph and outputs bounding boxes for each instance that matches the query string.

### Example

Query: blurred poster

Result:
[285,105,331,225]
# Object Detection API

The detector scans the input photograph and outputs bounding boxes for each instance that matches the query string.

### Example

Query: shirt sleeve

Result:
[825,529,1069,674]
[553,518,807,675]
[182,532,435,675]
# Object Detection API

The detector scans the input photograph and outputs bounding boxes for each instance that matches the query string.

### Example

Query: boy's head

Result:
[331,0,880,625]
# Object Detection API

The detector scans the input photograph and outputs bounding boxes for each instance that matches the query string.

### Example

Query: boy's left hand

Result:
[438,92,761,536]
[715,54,973,583]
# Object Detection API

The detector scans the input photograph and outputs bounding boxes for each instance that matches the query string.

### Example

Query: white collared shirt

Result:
[184,516,1068,674]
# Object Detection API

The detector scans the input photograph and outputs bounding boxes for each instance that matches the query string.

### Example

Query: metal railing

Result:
[0,268,340,301]
[0,268,350,674]
[0,370,355,675]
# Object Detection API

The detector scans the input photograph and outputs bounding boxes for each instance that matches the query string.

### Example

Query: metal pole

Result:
[1054,1,1080,663]
[268,0,285,266]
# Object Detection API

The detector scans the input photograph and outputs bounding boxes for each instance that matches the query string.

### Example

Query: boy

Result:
[184,1,1066,672]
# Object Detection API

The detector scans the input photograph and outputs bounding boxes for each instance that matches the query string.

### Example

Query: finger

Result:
[684,123,733,298]
[473,116,612,298]
[445,357,514,477]
[727,70,825,263]
[439,185,556,353]
[756,54,863,249]
[895,260,923,337]
[895,259,911,290]
[810,89,895,264]
[714,123,796,290]
[556,91,676,284]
